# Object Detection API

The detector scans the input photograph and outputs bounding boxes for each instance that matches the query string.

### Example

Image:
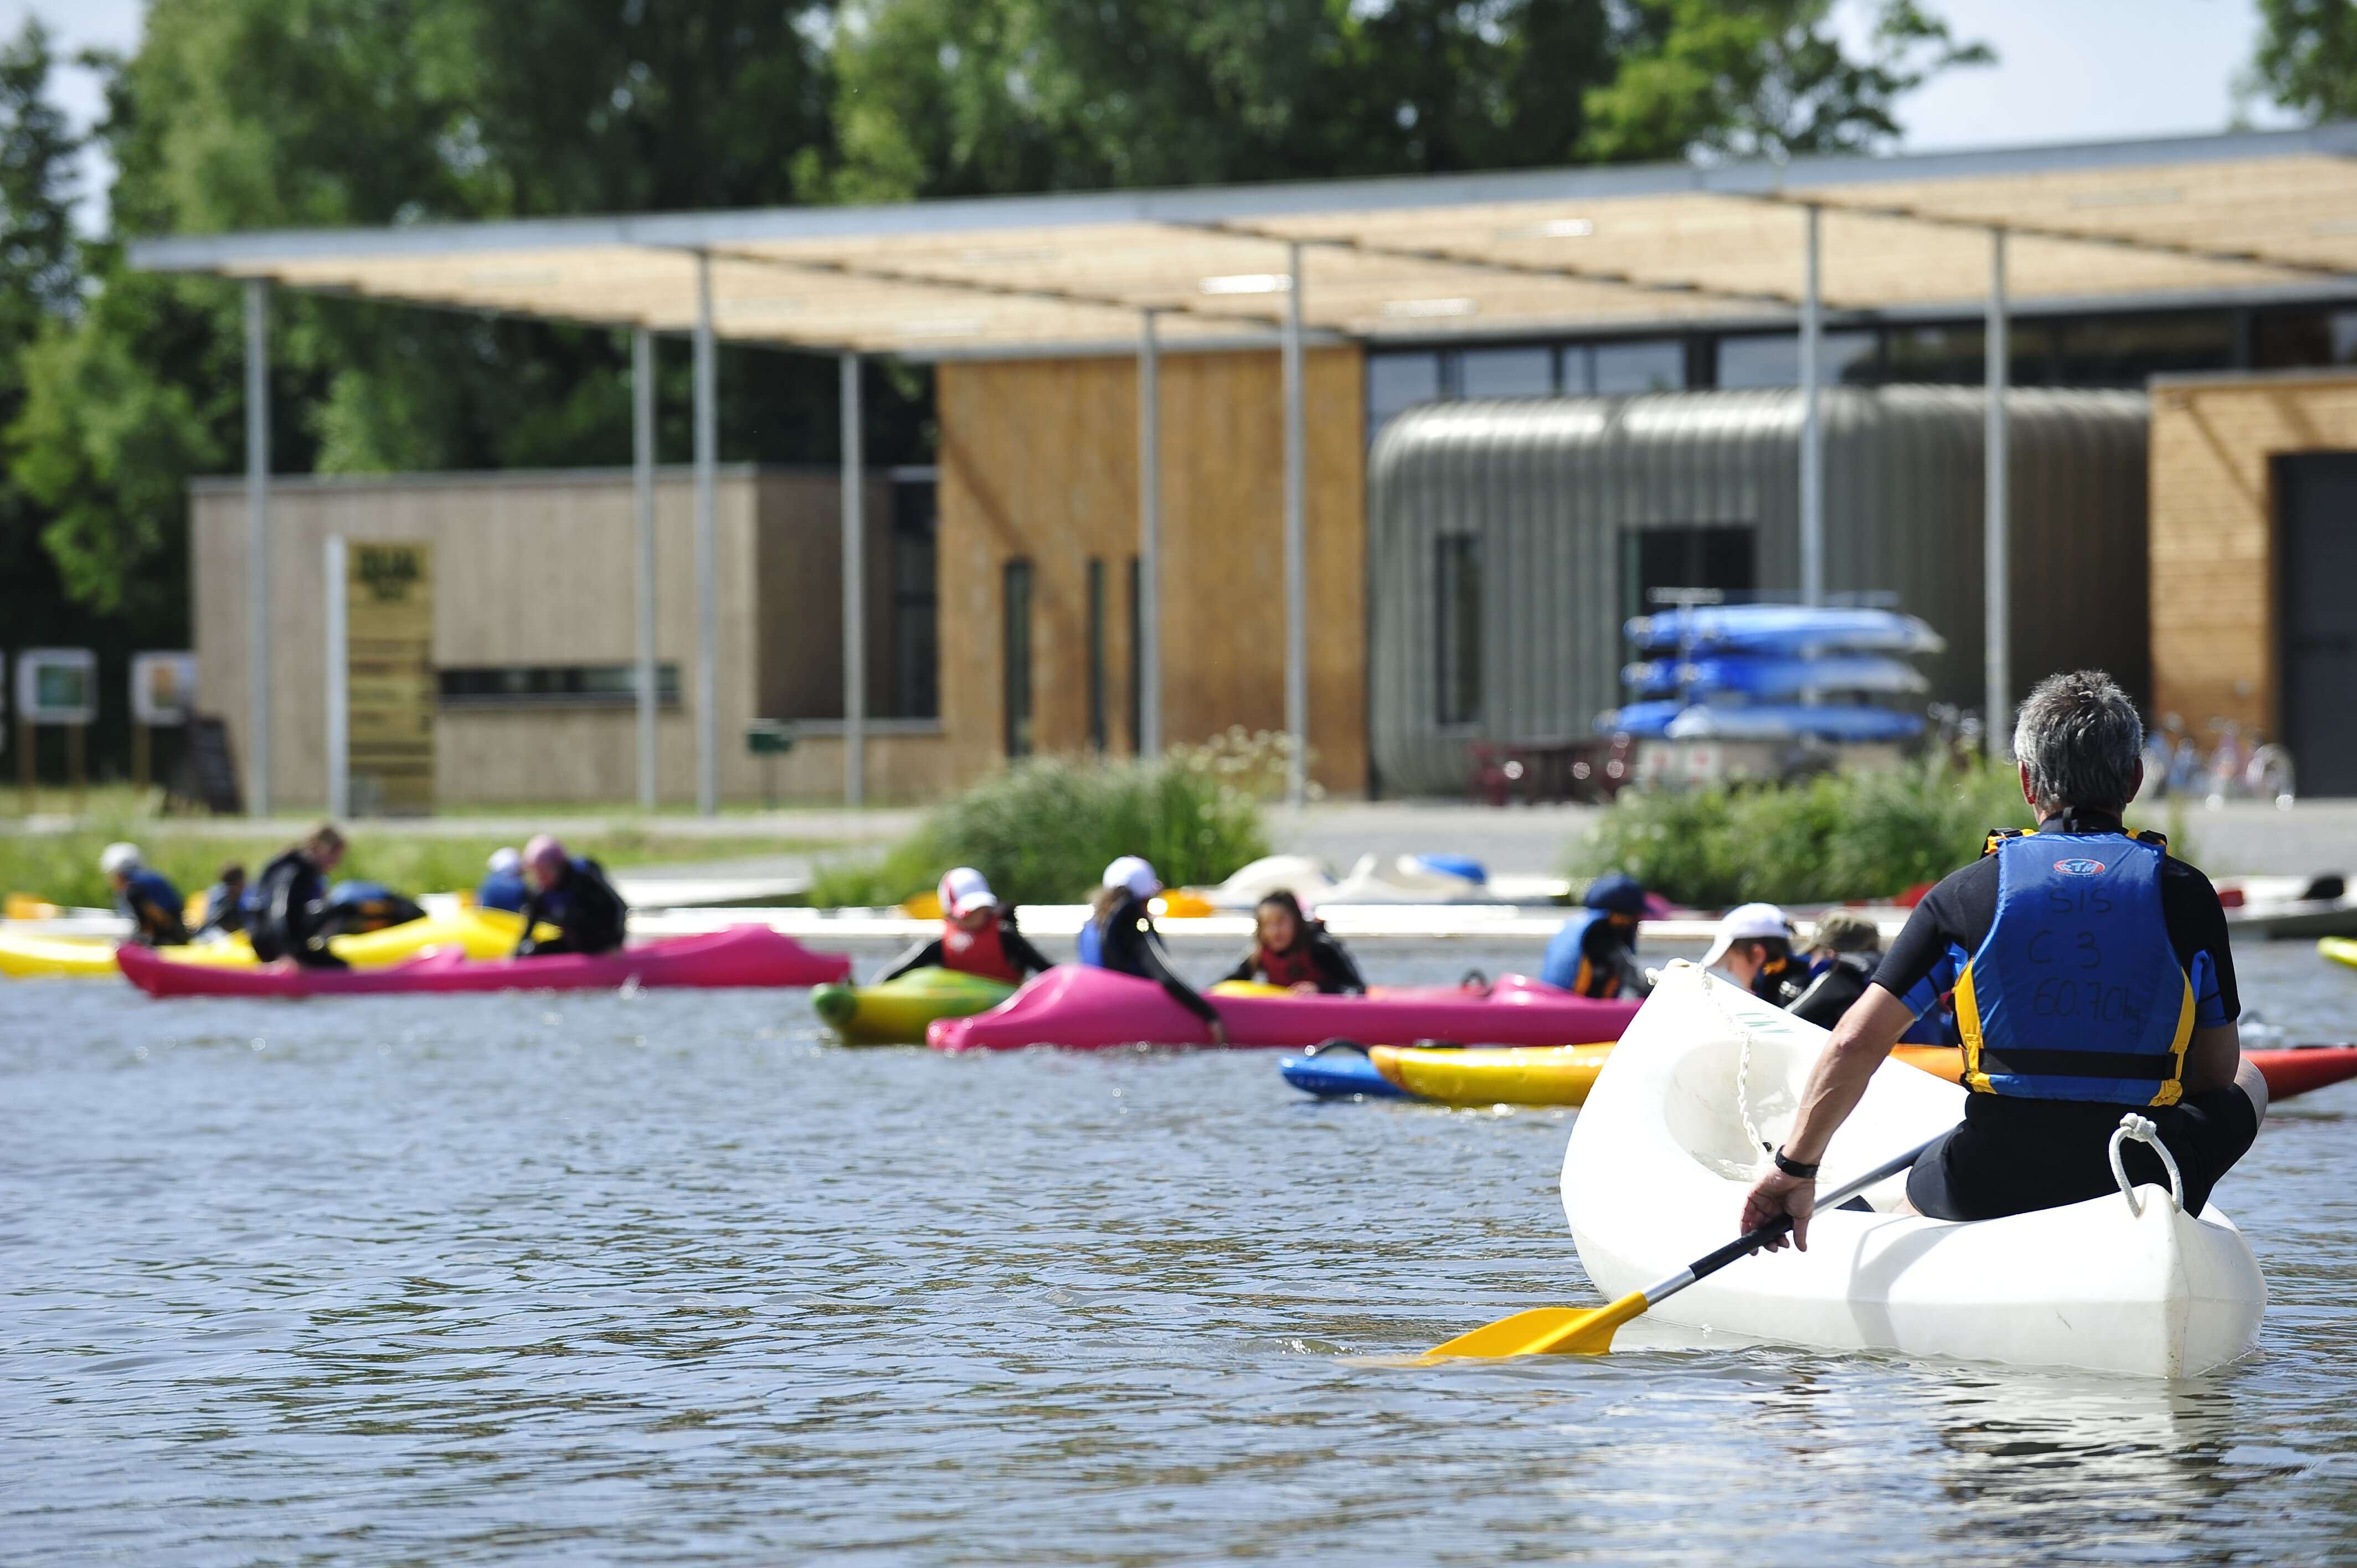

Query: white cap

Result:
[1701,902,1794,968]
[488,847,522,875]
[100,842,142,877]
[1103,855,1161,900]
[938,865,999,918]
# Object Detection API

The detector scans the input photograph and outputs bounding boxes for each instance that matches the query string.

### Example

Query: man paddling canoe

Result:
[1741,670,2265,1244]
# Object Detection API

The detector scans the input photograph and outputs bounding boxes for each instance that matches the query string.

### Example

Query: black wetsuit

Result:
[1220,925,1367,994]
[876,909,1055,984]
[516,858,629,958]
[1089,893,1220,1025]
[250,850,346,969]
[1875,810,2252,1221]
[1787,952,1876,1029]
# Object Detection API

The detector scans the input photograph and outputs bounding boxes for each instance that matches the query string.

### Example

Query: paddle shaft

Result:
[1628,1136,1943,1311]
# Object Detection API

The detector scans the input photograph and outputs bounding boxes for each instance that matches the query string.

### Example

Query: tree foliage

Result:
[2243,0,2357,121]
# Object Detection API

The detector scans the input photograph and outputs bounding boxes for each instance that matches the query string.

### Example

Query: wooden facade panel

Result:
[934,347,1368,793]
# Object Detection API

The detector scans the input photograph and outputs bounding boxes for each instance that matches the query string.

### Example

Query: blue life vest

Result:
[1075,912,1105,968]
[1541,910,1606,991]
[117,868,186,940]
[1957,830,2195,1107]
[476,870,528,913]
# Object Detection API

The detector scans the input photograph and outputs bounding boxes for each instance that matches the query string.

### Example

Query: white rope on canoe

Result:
[2109,1113,2185,1216]
[1700,967,1771,1171]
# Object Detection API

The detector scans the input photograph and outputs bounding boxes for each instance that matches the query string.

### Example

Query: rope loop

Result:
[2108,1113,2185,1216]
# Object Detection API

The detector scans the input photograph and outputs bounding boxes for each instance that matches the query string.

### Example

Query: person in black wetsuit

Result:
[875,866,1054,986]
[250,824,349,969]
[1740,670,2263,1246]
[1222,890,1365,994]
[514,834,629,958]
[1079,855,1226,1044]
[101,842,188,947]
[1785,909,1883,1029]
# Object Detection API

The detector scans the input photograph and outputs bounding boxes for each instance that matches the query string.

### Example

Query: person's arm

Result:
[1736,983,1919,1252]
[1219,951,1258,986]
[1131,923,1225,1035]
[513,893,544,957]
[999,922,1057,977]
[2183,1022,2242,1095]
[873,937,947,984]
[1316,937,1367,995]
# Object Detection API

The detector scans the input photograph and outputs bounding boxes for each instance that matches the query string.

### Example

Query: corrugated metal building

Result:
[1367,387,2149,796]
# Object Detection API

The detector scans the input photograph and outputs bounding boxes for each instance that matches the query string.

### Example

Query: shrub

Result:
[808,733,1284,908]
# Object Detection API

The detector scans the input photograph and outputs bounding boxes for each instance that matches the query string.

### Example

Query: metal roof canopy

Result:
[130,124,2357,358]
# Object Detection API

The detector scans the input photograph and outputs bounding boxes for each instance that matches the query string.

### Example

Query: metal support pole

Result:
[1138,310,1162,757]
[244,277,271,817]
[1282,243,1309,806]
[1799,203,1825,608]
[1985,228,2012,754]
[693,254,719,816]
[841,352,866,808]
[633,327,658,811]
[324,535,348,819]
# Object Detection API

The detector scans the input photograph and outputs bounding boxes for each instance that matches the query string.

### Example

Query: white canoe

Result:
[1562,963,2266,1378]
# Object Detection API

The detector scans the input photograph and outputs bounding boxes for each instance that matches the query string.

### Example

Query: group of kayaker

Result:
[94,826,628,967]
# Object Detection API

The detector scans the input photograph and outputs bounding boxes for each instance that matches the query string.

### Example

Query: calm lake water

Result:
[6,941,2357,1565]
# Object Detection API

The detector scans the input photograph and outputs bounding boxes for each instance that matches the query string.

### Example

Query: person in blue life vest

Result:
[1080,855,1226,1044]
[1541,873,1650,998]
[194,863,250,940]
[101,842,188,947]
[513,834,629,958]
[476,847,529,914]
[1221,890,1365,994]
[875,866,1054,986]
[1741,670,2264,1244]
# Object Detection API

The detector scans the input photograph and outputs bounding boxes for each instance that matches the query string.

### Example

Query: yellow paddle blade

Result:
[1420,1290,1653,1361]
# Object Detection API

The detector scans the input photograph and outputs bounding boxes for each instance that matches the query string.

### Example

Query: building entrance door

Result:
[2278,452,2357,797]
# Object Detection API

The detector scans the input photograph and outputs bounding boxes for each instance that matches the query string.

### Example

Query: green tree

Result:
[2243,0,2357,120]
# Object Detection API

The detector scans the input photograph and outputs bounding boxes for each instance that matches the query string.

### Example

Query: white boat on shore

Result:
[1562,964,2266,1378]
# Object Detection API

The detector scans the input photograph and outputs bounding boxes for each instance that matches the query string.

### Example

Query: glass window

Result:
[1435,534,1483,727]
[2052,313,2234,386]
[1459,346,1556,398]
[1715,331,1879,389]
[1876,322,2062,386]
[438,664,680,707]
[1619,527,1758,627]
[888,474,940,720]
[1593,340,1685,394]
[1003,559,1035,759]
[1368,350,1444,439]
[1086,558,1108,754]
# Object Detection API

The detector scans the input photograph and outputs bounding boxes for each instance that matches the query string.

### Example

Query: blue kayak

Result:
[1621,653,1929,700]
[1598,701,1927,742]
[1626,605,1945,657]
[1279,1049,1409,1099]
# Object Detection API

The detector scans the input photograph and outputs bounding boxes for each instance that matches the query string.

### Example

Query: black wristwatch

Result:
[1773,1147,1820,1179]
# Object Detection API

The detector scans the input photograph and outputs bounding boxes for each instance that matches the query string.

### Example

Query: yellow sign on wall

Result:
[348,541,435,815]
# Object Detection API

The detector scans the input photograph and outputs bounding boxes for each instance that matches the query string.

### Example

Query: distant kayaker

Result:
[876,867,1054,985]
[1741,670,2263,1245]
[1222,890,1365,994]
[1701,903,1803,1005]
[514,835,629,958]
[1080,855,1227,1044]
[194,862,249,939]
[1540,873,1650,998]
[250,824,349,969]
[476,847,529,914]
[1785,909,1882,1029]
[101,842,188,947]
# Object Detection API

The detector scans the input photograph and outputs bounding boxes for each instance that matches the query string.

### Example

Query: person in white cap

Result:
[475,847,528,914]
[101,841,189,947]
[1701,902,1804,1003]
[1079,855,1226,1043]
[875,866,1054,985]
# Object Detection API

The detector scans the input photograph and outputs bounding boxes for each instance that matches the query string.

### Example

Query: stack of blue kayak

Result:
[1600,605,1943,744]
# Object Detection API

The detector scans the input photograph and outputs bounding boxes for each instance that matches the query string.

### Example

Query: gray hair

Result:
[2011,670,2143,813]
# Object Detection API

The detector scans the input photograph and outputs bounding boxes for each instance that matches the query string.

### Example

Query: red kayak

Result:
[927,967,1641,1052]
[1894,1044,2357,1102]
[117,926,851,999]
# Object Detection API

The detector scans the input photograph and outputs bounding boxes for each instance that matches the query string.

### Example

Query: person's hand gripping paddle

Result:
[1419,1136,1938,1361]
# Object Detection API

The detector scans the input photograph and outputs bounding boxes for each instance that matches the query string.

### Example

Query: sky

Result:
[0,0,2310,233]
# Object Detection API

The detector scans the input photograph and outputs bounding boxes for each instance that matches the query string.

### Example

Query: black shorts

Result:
[1905,1086,2260,1223]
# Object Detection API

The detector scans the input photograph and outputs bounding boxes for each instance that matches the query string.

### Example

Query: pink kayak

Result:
[926,967,1641,1051]
[116,925,851,999]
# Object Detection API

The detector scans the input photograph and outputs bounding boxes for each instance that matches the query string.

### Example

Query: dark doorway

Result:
[1619,525,1758,625]
[1003,558,1035,759]
[2278,453,2357,796]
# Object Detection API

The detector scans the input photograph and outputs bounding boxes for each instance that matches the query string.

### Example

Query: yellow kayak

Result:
[811,966,1018,1046]
[0,907,549,979]
[1368,1042,1617,1107]
[2320,937,2357,971]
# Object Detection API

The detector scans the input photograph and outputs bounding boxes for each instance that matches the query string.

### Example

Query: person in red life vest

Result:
[874,866,1054,986]
[1220,890,1366,994]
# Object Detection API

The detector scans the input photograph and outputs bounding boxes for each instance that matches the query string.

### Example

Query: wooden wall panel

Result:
[2149,373,2357,739]
[934,347,1368,793]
